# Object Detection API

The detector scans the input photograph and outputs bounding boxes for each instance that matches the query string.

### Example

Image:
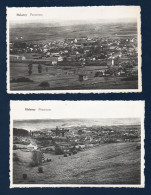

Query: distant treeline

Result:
[13,128,29,136]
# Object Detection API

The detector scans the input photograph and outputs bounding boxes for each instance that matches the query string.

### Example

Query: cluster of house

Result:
[10,36,137,69]
[17,125,140,155]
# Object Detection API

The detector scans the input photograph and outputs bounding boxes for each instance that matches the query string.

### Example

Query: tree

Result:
[28,63,33,76]
[55,146,63,155]
[30,151,42,166]
[38,64,42,73]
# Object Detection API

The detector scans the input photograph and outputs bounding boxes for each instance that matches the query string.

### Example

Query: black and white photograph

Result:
[7,6,141,93]
[10,101,145,188]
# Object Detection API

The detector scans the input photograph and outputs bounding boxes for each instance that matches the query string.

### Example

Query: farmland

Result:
[10,63,138,90]
[10,22,137,43]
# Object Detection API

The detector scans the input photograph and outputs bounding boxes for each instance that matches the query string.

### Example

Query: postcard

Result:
[10,100,145,187]
[7,6,142,93]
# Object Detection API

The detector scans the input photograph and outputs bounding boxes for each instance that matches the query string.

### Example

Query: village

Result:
[10,36,138,80]
[13,124,141,158]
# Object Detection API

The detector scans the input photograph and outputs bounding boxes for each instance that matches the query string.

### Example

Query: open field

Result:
[10,23,137,42]
[13,142,141,184]
[10,63,138,90]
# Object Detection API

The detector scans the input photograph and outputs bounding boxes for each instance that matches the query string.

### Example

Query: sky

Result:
[7,6,140,23]
[10,101,145,120]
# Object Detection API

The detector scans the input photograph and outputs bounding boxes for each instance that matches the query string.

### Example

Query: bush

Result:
[47,158,52,162]
[72,150,77,155]
[136,145,141,149]
[13,153,20,162]
[29,161,36,167]
[23,173,27,180]
[55,146,64,155]
[30,151,42,167]
[95,72,103,77]
[39,81,50,88]
[13,145,17,150]
[38,167,43,173]
[64,153,68,157]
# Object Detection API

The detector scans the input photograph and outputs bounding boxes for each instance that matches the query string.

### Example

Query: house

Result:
[29,48,33,52]
[52,61,57,65]
[32,131,40,137]
[46,52,51,56]
[66,71,74,75]
[64,50,68,54]
[109,46,117,51]
[48,56,59,65]
[74,38,78,43]
[58,56,63,62]
[27,143,37,150]
[75,145,85,149]
[19,56,26,60]
[97,70,106,76]
[79,75,88,81]
[10,55,26,62]
[107,58,115,66]
[43,48,48,53]
[120,70,126,76]
[52,53,60,57]
[112,51,122,58]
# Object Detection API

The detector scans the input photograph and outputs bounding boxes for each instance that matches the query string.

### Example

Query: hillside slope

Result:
[13,142,141,185]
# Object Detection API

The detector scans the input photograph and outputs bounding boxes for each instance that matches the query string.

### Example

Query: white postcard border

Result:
[9,100,145,188]
[6,6,142,94]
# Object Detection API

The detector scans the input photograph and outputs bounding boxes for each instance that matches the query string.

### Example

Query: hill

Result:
[13,128,29,136]
[13,142,141,184]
